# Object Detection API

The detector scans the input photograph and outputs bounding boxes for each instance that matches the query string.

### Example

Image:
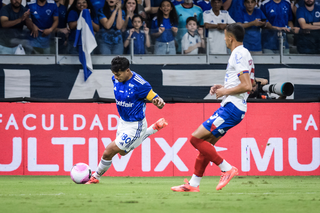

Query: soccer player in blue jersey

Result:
[85,56,167,184]
[171,23,254,192]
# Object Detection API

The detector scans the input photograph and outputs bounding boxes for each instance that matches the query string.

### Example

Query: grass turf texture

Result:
[0,176,319,213]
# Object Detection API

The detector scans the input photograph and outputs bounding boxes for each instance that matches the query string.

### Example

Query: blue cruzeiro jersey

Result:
[296,4,320,26]
[27,0,59,30]
[112,71,158,122]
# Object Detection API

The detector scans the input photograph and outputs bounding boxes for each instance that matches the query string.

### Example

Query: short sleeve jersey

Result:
[221,45,255,112]
[0,4,28,29]
[181,32,200,54]
[27,0,59,30]
[260,0,292,27]
[112,71,158,122]
[196,0,212,12]
[57,4,67,28]
[222,0,245,20]
[151,17,176,42]
[296,4,320,26]
[203,9,235,54]
[126,30,146,54]
[235,8,268,51]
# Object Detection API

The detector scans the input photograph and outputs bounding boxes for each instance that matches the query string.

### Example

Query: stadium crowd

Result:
[0,0,319,55]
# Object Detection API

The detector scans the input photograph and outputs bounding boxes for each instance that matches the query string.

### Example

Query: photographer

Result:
[249,78,288,99]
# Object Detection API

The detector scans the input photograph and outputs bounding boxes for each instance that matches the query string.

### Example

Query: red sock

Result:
[190,136,223,166]
[194,153,210,177]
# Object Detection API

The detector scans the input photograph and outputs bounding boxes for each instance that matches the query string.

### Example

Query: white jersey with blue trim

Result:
[113,71,156,122]
[221,45,255,112]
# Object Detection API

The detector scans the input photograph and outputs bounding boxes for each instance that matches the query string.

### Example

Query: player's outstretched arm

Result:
[152,96,165,109]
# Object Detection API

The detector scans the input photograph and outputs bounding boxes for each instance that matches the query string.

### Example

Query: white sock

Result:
[189,174,202,187]
[141,125,157,141]
[218,160,232,172]
[93,158,112,180]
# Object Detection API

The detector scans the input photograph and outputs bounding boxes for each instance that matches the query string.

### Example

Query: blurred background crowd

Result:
[0,0,319,55]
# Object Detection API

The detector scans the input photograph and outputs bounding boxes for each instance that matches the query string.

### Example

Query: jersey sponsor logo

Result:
[249,59,253,65]
[116,99,134,107]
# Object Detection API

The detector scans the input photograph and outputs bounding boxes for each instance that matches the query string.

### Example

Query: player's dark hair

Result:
[186,16,197,25]
[244,0,256,3]
[111,56,130,72]
[226,23,245,42]
[157,0,178,28]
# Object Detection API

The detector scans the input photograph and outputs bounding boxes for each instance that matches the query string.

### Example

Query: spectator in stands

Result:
[0,0,35,54]
[55,0,69,54]
[98,0,125,54]
[151,0,178,54]
[235,0,273,54]
[171,0,184,6]
[150,0,162,14]
[181,16,204,54]
[295,0,320,53]
[196,0,211,12]
[204,0,235,54]
[91,0,105,12]
[66,0,99,54]
[124,14,150,53]
[2,0,26,6]
[136,0,150,19]
[27,0,59,54]
[175,0,203,53]
[122,0,138,32]
[260,0,295,54]
[222,0,245,20]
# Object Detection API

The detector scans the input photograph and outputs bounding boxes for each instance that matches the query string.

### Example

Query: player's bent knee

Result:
[119,150,128,156]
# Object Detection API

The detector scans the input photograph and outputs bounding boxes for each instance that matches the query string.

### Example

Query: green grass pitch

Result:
[0,176,319,213]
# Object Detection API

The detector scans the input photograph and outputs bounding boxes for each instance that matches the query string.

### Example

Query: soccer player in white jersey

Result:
[86,56,167,184]
[171,23,254,192]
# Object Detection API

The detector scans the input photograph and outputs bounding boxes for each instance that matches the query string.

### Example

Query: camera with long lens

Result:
[250,82,294,99]
[261,82,294,97]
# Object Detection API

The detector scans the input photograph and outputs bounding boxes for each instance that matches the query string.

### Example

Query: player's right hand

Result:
[152,97,165,109]
[210,84,223,95]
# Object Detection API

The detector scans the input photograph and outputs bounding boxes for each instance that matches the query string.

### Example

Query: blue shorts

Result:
[202,102,245,138]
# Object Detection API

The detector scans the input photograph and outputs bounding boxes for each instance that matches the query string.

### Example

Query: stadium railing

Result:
[0,28,319,65]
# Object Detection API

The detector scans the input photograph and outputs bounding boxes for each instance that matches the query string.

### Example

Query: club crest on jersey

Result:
[46,9,52,16]
[129,83,134,88]
[249,59,253,65]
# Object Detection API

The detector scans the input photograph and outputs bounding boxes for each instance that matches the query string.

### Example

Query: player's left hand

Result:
[216,88,227,99]
[152,97,165,109]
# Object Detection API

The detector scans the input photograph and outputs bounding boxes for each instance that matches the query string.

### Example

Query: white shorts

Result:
[115,118,147,152]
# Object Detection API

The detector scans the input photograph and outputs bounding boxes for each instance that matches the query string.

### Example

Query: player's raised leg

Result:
[142,118,168,141]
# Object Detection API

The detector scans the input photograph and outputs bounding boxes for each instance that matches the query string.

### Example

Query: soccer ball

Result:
[70,163,91,184]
